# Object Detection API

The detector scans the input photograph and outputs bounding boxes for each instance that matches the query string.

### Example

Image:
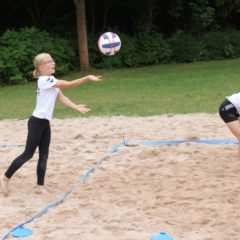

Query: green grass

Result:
[1,58,240,119]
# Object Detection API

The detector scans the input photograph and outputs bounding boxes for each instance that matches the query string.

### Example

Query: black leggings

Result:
[5,116,51,185]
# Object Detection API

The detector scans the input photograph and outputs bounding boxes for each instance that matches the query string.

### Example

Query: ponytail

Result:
[33,69,39,78]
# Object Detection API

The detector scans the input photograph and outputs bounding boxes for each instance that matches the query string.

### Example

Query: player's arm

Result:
[53,75,102,88]
[57,90,90,113]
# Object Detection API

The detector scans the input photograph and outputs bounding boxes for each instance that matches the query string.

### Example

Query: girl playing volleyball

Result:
[1,53,102,196]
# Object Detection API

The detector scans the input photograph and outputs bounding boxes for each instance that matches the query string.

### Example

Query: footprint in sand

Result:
[74,134,84,139]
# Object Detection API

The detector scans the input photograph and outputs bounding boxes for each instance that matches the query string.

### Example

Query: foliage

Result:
[167,30,240,62]
[202,30,240,60]
[202,31,232,59]
[3,27,240,85]
[136,33,172,65]
[168,31,204,62]
[118,34,140,67]
[89,29,240,67]
[89,33,172,68]
[188,0,216,32]
[0,27,76,85]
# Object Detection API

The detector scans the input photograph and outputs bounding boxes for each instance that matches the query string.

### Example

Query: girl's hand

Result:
[76,104,91,114]
[88,75,102,81]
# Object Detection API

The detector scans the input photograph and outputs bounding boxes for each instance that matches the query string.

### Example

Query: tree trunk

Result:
[74,0,90,70]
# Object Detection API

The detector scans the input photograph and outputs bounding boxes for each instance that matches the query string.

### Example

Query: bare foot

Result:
[0,174,9,197]
[35,185,49,195]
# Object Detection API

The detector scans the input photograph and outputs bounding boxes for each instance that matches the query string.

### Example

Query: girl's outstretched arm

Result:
[54,75,102,88]
[57,90,91,114]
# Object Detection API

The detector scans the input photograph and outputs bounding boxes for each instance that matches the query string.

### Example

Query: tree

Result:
[188,0,215,33]
[73,0,90,70]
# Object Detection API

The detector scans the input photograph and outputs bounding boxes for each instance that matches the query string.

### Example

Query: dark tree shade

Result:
[1,0,240,36]
[0,0,75,34]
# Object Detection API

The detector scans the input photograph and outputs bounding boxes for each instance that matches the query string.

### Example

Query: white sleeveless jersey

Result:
[32,76,59,120]
[227,93,240,112]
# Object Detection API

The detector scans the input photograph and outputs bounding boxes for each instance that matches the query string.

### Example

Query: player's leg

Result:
[226,120,240,139]
[36,122,51,194]
[226,120,240,157]
[0,174,9,196]
[1,116,44,196]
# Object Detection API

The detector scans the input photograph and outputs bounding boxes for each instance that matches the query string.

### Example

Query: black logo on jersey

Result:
[47,77,54,83]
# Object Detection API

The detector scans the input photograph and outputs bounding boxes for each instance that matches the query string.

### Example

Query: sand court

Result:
[0,114,240,240]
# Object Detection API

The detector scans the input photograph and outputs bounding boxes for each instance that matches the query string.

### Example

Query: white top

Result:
[32,76,59,120]
[227,93,240,112]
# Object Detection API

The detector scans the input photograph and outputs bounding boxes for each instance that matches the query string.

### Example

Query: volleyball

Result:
[98,32,121,56]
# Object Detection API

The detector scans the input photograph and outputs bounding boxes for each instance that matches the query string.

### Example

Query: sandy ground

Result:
[0,114,240,240]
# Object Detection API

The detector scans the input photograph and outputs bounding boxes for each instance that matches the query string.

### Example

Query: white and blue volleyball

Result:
[98,32,121,56]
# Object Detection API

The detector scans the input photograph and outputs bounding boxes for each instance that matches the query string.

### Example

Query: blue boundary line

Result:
[1,138,131,240]
[1,137,235,239]
[0,144,24,148]
[123,138,238,146]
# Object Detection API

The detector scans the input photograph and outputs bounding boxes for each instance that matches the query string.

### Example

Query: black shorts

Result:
[219,99,240,123]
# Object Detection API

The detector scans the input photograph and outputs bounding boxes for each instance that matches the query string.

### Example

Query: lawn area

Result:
[0,58,240,119]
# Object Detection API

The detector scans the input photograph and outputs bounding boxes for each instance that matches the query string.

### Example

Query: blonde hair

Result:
[33,53,51,78]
